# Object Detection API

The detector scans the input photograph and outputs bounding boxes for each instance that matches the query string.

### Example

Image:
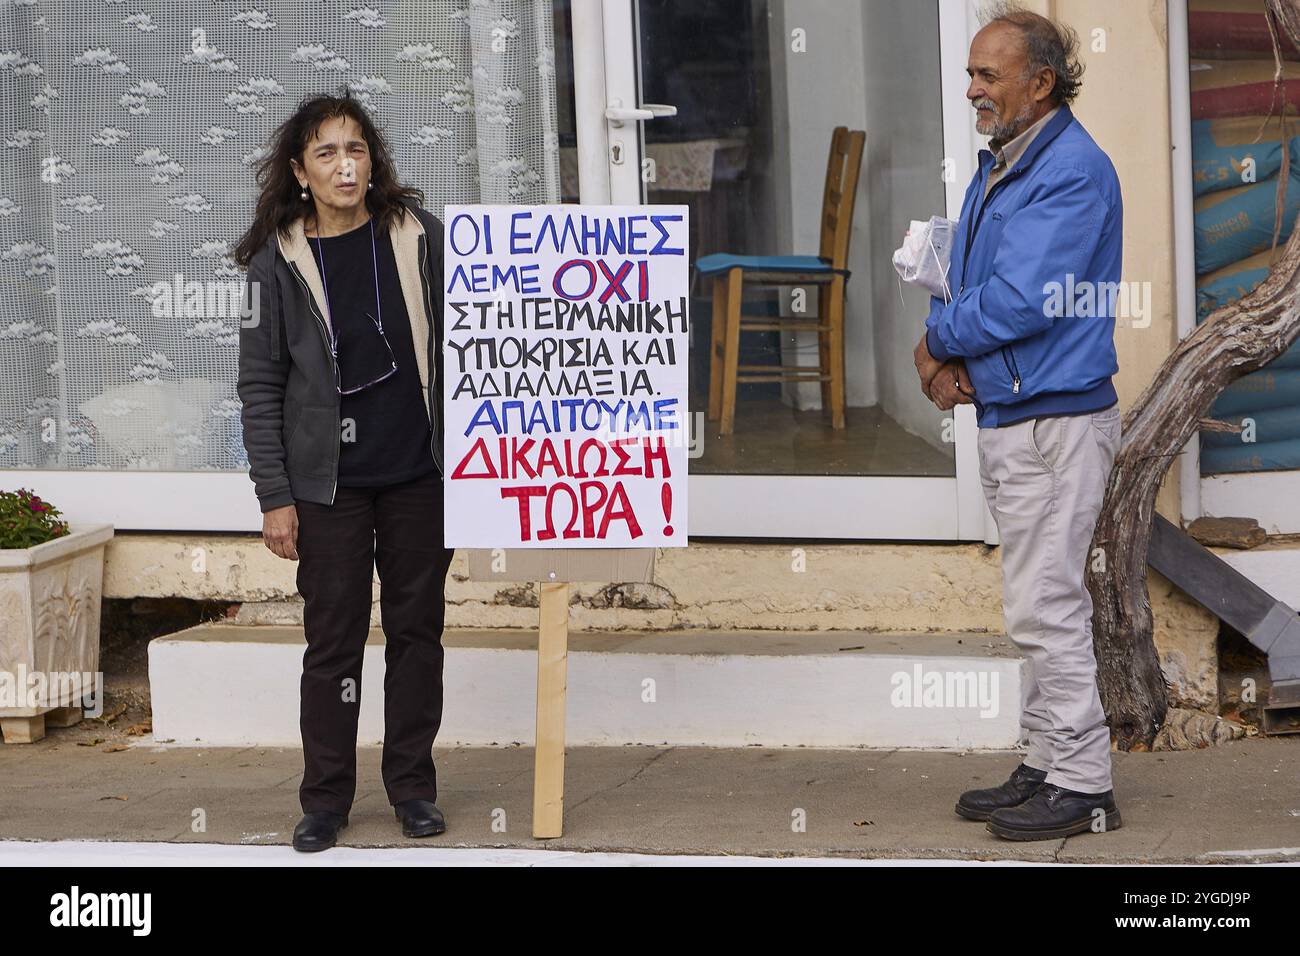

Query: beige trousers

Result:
[978,404,1122,793]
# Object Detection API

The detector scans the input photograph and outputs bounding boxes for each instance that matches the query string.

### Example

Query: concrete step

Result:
[149,625,1025,750]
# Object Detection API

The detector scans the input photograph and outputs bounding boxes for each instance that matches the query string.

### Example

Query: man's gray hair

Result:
[980,1,1085,105]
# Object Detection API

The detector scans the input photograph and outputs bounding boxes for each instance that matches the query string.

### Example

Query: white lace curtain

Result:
[0,0,561,472]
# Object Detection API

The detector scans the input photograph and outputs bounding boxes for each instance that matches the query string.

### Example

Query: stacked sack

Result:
[1188,0,1300,61]
[1191,0,1300,473]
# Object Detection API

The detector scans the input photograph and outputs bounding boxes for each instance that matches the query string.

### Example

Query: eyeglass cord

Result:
[309,215,384,358]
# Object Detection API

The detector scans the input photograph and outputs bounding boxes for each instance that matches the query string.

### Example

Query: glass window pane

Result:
[1187,0,1300,475]
[637,0,956,477]
[0,1,577,472]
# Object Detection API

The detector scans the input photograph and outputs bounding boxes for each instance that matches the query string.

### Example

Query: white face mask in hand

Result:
[892,215,956,302]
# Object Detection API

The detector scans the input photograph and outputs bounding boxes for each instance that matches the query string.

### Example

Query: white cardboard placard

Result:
[442,204,689,549]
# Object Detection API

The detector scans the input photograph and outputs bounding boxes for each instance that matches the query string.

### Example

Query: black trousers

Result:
[294,471,454,815]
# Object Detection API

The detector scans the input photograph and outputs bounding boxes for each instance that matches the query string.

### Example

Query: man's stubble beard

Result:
[985,97,1038,150]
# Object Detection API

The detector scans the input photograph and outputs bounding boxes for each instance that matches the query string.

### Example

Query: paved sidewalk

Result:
[0,842,1040,866]
[1,736,1296,863]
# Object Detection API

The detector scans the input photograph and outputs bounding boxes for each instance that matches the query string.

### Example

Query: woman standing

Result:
[233,91,453,853]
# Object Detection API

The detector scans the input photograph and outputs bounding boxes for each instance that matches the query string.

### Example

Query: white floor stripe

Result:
[4,841,1294,866]
[1200,847,1300,859]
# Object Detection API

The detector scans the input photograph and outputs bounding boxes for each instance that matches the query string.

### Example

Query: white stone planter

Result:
[0,523,114,743]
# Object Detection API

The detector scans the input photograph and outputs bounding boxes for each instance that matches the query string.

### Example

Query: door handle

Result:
[605,102,678,126]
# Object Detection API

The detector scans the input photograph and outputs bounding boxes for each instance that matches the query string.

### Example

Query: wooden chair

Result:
[698,126,866,434]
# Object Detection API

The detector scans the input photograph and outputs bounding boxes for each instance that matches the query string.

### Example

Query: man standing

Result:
[915,3,1124,841]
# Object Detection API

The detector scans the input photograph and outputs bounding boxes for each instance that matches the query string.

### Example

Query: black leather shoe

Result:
[955,763,1048,821]
[292,811,348,852]
[986,783,1122,841]
[393,798,446,837]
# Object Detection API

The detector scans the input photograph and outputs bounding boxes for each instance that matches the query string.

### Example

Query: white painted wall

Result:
[764,0,875,410]
[757,0,948,457]
[861,0,952,452]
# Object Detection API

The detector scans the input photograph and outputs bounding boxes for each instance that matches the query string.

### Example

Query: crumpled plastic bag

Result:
[892,215,956,301]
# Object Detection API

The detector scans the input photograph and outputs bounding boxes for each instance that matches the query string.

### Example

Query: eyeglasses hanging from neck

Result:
[310,217,398,396]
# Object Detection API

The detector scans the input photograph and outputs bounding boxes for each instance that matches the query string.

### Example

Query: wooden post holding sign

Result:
[467,548,656,836]
[443,205,690,838]
[535,580,567,837]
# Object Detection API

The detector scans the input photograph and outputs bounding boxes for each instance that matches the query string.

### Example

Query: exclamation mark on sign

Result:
[661,482,673,536]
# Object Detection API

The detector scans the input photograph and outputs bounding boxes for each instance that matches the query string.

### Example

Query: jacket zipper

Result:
[417,232,444,477]
[1001,345,1022,394]
[286,258,340,504]
[958,167,1018,296]
[959,163,1026,396]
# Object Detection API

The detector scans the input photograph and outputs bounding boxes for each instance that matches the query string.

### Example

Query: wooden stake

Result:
[532,582,569,838]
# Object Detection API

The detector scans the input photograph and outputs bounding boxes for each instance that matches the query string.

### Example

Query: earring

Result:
[300,184,308,200]
[367,181,373,190]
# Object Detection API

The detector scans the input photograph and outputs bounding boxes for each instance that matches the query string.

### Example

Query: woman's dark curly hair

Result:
[981,1,1085,106]
[232,87,424,269]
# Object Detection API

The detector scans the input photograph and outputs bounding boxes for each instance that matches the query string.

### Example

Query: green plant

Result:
[0,488,71,549]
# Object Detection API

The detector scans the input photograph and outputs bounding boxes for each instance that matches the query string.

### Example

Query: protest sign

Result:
[442,204,689,549]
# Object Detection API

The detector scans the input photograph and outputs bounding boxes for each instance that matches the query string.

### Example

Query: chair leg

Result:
[826,276,846,429]
[707,275,726,421]
[720,267,743,436]
[816,285,832,413]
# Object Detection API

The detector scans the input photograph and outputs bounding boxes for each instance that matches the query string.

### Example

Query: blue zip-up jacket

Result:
[924,104,1122,427]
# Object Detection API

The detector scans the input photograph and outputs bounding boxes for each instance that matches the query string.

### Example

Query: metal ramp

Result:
[1148,514,1300,734]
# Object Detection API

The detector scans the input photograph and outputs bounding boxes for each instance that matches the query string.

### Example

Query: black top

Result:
[308,216,435,487]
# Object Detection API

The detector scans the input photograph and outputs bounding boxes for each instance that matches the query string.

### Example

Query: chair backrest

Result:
[818,126,867,270]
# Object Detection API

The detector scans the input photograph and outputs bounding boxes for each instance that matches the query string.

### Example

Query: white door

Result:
[568,0,988,540]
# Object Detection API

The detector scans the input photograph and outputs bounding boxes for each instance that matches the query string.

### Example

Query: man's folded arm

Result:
[924,167,1107,361]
